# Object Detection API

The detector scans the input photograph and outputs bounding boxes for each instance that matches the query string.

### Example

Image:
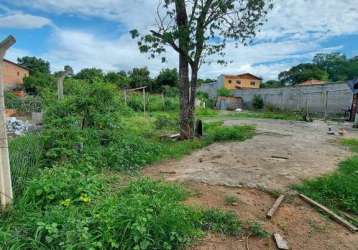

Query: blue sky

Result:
[0,0,358,80]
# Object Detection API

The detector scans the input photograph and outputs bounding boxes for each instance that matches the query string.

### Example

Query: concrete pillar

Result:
[57,67,73,100]
[0,35,16,208]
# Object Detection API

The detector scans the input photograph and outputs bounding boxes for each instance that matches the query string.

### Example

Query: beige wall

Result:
[224,75,261,89]
[2,61,29,86]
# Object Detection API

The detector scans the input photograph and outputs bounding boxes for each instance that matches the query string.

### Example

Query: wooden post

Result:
[324,91,328,120]
[0,35,16,208]
[161,93,165,111]
[143,87,146,114]
[124,89,127,105]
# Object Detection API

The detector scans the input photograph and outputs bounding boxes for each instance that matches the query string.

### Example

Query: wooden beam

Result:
[273,233,289,250]
[299,194,358,232]
[267,195,285,219]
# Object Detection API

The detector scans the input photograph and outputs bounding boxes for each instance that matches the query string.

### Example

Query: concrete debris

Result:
[6,117,32,135]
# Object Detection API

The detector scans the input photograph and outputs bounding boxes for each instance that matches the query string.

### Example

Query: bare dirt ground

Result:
[145,119,357,191]
[143,118,358,249]
[186,183,358,250]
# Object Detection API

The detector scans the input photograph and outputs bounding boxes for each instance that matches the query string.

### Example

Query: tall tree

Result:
[278,63,329,85]
[128,67,152,88]
[75,68,104,83]
[17,56,50,74]
[105,71,130,88]
[131,0,272,139]
[155,68,178,91]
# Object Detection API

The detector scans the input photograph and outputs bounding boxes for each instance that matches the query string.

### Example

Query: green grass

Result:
[293,139,358,215]
[341,138,358,153]
[200,110,302,122]
[9,134,44,196]
[293,156,358,214]
[0,177,247,249]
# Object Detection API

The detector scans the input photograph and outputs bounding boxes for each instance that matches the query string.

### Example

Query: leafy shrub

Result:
[5,91,22,109]
[252,95,264,109]
[5,92,42,112]
[162,86,179,97]
[154,113,178,130]
[101,135,163,171]
[217,87,232,97]
[20,165,103,209]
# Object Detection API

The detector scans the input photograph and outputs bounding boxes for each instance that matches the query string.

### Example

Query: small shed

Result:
[216,96,243,110]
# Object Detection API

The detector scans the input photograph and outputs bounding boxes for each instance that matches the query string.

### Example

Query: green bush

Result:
[217,87,232,97]
[5,92,22,109]
[252,95,264,110]
[154,113,178,130]
[20,165,103,209]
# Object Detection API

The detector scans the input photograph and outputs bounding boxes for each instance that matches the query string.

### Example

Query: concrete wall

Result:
[199,82,353,116]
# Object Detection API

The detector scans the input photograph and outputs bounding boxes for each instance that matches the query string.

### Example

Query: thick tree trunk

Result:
[188,67,199,136]
[178,54,192,139]
[175,0,193,139]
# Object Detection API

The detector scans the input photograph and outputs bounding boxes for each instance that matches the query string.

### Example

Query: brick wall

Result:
[2,60,29,90]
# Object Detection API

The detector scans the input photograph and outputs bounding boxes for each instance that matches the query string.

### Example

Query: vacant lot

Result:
[145,118,358,249]
[145,119,356,191]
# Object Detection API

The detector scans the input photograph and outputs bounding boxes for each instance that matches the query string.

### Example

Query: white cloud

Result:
[4,0,358,79]
[0,13,52,29]
[45,28,177,75]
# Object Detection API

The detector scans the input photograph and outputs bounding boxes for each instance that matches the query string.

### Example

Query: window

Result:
[236,80,241,84]
[250,81,256,86]
[228,80,232,84]
[17,71,20,76]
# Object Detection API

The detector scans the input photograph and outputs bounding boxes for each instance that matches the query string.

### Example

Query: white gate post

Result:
[0,35,16,208]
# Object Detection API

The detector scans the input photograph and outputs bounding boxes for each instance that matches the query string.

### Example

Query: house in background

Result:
[2,59,30,91]
[218,73,262,90]
[298,79,327,86]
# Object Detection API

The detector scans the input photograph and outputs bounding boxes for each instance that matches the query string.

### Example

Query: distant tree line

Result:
[262,52,358,88]
[17,56,214,96]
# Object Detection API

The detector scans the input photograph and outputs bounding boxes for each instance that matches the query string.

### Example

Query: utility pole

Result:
[0,35,16,208]
[57,66,73,100]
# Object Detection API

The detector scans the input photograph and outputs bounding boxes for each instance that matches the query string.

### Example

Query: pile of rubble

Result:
[6,117,32,136]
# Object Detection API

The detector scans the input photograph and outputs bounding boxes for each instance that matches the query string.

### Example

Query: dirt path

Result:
[145,119,356,191]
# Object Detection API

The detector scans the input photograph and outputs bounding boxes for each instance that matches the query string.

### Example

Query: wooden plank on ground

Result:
[273,233,289,250]
[267,195,285,219]
[299,194,358,232]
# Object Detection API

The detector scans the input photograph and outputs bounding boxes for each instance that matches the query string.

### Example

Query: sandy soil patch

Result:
[145,119,357,191]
